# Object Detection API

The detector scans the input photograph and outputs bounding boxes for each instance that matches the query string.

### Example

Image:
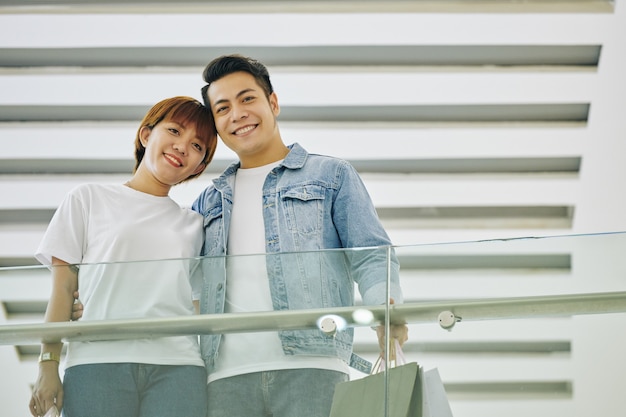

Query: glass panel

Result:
[372,231,626,416]
[1,231,625,416]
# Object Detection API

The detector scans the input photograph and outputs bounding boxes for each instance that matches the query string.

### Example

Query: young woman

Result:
[29,96,218,417]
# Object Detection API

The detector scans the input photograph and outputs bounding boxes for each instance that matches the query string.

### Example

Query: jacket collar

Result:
[212,143,308,190]
[280,142,307,170]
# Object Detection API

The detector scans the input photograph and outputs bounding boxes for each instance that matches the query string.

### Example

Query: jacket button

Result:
[217,283,223,290]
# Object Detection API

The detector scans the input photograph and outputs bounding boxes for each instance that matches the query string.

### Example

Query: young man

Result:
[193,54,407,417]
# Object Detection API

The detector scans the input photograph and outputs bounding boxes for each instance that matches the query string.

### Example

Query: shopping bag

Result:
[329,361,422,417]
[422,368,454,417]
[329,341,453,417]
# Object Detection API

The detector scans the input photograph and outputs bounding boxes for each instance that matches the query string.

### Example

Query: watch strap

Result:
[39,352,61,363]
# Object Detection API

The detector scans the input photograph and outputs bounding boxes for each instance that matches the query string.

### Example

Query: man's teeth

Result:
[236,125,255,135]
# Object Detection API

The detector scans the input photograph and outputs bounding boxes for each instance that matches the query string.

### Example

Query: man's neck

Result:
[239,144,290,169]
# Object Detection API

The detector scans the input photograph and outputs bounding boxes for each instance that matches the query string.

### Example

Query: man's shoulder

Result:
[287,142,346,167]
[304,152,348,166]
[192,183,221,212]
[301,153,353,177]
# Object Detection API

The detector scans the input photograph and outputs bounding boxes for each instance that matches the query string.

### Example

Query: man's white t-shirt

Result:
[209,162,348,382]
[35,183,205,369]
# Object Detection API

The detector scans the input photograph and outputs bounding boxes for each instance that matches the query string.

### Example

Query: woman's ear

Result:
[191,162,206,177]
[139,126,152,147]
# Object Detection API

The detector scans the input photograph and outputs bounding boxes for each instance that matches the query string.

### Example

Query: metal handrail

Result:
[1,290,625,345]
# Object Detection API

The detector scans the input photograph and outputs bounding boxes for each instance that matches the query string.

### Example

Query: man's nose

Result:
[231,103,248,121]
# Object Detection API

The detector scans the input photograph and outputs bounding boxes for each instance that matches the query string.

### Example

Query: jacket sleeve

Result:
[331,160,404,306]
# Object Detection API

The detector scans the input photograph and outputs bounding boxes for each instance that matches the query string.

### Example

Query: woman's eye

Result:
[168,128,180,135]
[193,143,203,151]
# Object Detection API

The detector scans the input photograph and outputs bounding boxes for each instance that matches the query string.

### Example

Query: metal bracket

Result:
[438,311,461,331]
[317,314,347,336]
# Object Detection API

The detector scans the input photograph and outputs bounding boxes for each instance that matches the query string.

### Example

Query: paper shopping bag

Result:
[422,368,454,417]
[329,362,422,417]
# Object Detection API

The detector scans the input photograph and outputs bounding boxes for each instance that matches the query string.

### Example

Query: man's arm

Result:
[333,162,408,353]
[333,161,404,304]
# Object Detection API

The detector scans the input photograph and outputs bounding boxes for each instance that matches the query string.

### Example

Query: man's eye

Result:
[216,106,228,114]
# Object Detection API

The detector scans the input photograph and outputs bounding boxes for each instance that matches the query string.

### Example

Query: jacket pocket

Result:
[281,184,325,235]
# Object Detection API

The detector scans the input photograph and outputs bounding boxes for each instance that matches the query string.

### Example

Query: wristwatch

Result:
[38,352,61,363]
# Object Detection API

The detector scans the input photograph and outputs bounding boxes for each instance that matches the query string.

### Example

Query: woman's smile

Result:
[163,153,183,167]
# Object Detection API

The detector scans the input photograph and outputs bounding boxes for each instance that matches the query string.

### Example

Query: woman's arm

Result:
[29,257,78,416]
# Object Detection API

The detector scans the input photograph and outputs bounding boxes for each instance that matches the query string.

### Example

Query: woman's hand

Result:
[29,362,63,417]
[71,290,83,321]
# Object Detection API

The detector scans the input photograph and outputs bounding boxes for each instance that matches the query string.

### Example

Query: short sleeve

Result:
[34,188,87,267]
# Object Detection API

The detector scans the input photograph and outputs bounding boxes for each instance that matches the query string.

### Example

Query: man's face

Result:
[207,71,281,167]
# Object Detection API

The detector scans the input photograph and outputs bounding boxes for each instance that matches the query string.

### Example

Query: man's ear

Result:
[269,92,280,116]
[139,126,152,147]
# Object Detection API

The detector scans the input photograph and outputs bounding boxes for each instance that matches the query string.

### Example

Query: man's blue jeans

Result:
[206,369,348,417]
[62,363,207,417]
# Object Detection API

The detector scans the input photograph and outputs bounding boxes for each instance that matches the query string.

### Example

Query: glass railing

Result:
[1,231,625,417]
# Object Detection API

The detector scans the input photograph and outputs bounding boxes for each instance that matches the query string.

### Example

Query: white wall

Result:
[1,1,625,416]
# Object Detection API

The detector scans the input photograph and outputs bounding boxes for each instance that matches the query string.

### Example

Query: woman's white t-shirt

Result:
[35,183,205,369]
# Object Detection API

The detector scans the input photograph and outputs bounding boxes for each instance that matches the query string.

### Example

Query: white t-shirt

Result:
[209,162,348,382]
[35,183,205,369]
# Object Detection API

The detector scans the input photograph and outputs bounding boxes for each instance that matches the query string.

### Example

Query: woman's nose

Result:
[172,141,186,155]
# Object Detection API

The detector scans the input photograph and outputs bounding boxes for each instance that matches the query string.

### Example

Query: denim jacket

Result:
[192,143,403,374]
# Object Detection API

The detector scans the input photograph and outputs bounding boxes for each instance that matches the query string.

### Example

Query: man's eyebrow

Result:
[212,88,257,107]
[236,88,256,98]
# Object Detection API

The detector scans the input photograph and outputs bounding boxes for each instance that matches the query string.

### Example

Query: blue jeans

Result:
[62,363,208,417]
[206,369,348,417]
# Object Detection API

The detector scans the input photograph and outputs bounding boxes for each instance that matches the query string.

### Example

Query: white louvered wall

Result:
[1,1,626,416]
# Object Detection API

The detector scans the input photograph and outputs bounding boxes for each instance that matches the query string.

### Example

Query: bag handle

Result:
[371,338,406,374]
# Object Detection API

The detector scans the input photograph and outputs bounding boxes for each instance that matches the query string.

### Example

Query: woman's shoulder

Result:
[67,183,124,198]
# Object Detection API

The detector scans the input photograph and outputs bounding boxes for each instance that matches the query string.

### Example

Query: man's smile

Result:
[233,124,257,135]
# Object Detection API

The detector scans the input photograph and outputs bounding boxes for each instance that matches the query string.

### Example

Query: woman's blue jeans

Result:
[62,363,208,417]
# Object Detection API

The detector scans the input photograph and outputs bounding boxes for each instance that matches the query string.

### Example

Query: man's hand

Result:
[71,291,83,321]
[376,323,409,355]
[376,322,408,343]
[375,298,408,360]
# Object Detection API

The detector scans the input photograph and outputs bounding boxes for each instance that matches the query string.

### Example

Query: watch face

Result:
[39,352,59,362]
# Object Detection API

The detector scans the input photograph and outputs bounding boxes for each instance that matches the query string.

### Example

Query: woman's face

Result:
[138,119,207,186]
